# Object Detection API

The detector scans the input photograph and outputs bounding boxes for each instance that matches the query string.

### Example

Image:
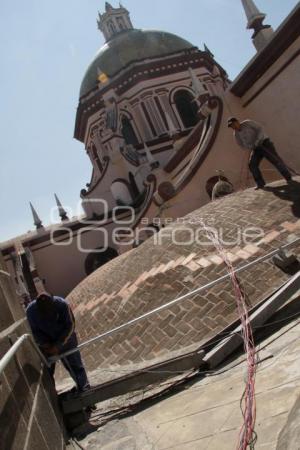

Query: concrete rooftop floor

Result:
[70,293,300,450]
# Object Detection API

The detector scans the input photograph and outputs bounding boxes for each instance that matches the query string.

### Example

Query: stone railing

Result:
[0,254,66,450]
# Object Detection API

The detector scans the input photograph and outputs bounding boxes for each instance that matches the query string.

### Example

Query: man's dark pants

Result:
[249,138,292,187]
[48,333,89,391]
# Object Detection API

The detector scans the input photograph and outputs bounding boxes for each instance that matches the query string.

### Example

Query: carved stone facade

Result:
[74,3,230,223]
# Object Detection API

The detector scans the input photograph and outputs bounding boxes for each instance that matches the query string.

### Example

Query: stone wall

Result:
[0,254,66,450]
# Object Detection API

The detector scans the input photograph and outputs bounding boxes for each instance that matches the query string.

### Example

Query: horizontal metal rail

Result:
[0,333,50,375]
[50,237,300,362]
[0,318,26,340]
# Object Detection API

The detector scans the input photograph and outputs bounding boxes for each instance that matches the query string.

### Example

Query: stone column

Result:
[159,93,180,131]
[132,103,153,141]
[146,97,166,135]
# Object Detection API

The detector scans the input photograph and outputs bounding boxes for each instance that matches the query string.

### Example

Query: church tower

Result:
[97,2,133,42]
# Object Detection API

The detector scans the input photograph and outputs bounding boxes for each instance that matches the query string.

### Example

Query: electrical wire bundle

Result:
[199,220,257,449]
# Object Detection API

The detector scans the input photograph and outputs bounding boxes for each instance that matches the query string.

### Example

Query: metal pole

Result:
[0,334,29,375]
[0,270,11,277]
[0,334,50,374]
[50,237,300,362]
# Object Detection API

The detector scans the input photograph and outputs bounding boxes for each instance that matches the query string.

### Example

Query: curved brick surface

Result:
[68,179,300,376]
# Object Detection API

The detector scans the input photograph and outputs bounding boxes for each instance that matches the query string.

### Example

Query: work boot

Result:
[85,404,97,413]
[287,178,299,185]
[79,385,97,413]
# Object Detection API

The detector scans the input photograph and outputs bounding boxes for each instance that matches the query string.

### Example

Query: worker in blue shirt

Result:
[26,292,90,392]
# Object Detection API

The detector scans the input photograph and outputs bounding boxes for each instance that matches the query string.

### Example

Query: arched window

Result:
[108,20,116,34]
[121,117,139,146]
[206,176,233,200]
[117,17,125,30]
[174,90,199,128]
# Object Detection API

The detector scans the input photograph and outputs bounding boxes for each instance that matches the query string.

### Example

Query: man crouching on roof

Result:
[26,292,90,393]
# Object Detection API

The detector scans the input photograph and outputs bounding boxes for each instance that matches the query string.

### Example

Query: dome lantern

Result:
[97,2,133,42]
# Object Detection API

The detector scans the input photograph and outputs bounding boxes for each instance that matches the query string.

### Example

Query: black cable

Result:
[253,310,300,330]
[84,318,300,432]
[70,274,300,445]
[70,438,86,450]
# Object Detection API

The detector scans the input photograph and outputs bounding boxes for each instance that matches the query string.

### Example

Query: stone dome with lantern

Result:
[74,1,228,221]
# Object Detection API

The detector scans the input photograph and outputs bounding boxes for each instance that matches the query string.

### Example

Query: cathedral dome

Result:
[79,29,194,97]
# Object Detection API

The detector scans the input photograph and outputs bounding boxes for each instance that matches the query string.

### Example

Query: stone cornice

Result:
[74,49,226,142]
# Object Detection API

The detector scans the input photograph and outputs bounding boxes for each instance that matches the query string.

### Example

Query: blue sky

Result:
[0,0,298,241]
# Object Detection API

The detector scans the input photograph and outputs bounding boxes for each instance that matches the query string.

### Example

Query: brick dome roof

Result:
[68,180,300,377]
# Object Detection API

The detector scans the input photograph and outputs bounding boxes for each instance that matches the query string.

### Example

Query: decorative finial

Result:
[54,194,69,221]
[144,144,159,169]
[165,111,178,137]
[29,202,43,229]
[241,0,274,51]
[204,44,214,59]
[105,2,114,11]
[144,143,155,164]
[189,67,209,100]
[241,0,265,28]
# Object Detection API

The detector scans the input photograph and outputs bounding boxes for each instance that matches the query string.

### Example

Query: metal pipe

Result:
[0,334,29,375]
[0,333,50,375]
[0,269,11,277]
[51,237,300,362]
